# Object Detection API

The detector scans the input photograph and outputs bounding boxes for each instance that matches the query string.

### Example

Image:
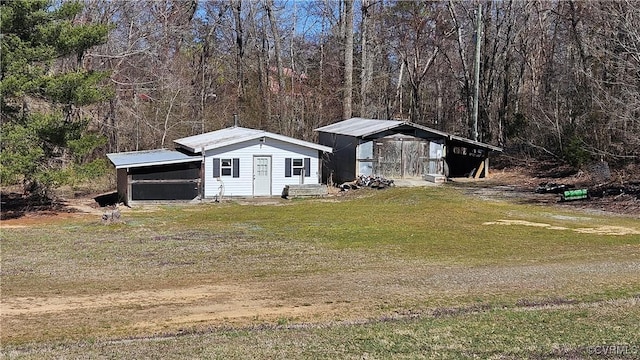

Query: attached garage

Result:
[107,149,201,205]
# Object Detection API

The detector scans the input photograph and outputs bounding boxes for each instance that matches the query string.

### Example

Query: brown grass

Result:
[1,184,639,358]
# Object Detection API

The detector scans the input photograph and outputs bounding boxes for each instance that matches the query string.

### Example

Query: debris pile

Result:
[589,182,640,200]
[535,182,575,194]
[340,175,395,191]
[534,179,640,206]
[584,182,640,213]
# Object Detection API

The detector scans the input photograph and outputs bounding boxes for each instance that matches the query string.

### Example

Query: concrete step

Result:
[424,174,447,183]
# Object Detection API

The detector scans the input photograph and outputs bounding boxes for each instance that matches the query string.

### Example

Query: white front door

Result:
[253,156,271,196]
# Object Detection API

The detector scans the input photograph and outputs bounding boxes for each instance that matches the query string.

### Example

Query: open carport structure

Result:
[107,149,201,205]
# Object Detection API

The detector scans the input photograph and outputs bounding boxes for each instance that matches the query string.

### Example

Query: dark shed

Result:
[315,118,502,184]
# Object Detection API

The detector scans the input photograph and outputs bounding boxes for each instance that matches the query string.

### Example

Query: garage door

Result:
[130,162,200,201]
[374,137,428,178]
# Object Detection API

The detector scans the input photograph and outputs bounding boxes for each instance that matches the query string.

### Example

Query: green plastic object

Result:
[562,189,588,201]
[564,189,587,197]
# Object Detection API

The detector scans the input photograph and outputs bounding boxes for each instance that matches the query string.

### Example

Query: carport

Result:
[107,149,201,205]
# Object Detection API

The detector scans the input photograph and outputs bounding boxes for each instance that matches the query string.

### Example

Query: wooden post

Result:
[127,172,132,206]
[484,157,490,178]
[474,160,485,179]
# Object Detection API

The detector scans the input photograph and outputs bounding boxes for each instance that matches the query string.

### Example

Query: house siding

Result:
[204,137,322,197]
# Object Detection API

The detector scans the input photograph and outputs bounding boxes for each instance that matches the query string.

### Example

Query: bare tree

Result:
[232,0,245,100]
[359,0,373,118]
[265,0,285,95]
[342,0,354,120]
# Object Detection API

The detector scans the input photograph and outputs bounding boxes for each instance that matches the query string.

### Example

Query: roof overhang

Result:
[315,118,406,138]
[315,118,502,152]
[175,126,332,154]
[107,149,201,169]
[448,135,503,152]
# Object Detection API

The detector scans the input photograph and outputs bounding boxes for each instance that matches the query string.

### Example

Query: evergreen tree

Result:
[0,0,112,196]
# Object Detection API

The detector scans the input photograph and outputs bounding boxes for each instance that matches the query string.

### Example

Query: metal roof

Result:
[448,134,503,152]
[106,149,200,169]
[314,118,407,137]
[174,126,332,153]
[315,118,502,152]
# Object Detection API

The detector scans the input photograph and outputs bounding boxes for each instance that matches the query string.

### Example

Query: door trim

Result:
[253,155,272,196]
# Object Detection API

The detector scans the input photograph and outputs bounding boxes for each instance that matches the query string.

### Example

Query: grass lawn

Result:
[2,185,639,359]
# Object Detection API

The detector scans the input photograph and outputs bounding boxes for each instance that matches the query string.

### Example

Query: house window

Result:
[285,157,310,177]
[212,158,240,178]
[292,158,304,176]
[221,159,232,176]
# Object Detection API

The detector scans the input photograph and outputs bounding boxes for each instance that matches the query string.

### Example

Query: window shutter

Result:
[285,158,291,177]
[232,158,240,178]
[304,158,311,177]
[212,158,220,177]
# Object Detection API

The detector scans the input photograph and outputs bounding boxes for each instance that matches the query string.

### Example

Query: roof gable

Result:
[314,118,406,137]
[174,126,332,154]
[315,118,502,152]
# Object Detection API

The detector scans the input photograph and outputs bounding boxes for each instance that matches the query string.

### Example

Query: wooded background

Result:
[2,0,640,191]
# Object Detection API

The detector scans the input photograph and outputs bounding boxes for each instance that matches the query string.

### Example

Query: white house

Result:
[175,126,332,198]
[107,126,332,204]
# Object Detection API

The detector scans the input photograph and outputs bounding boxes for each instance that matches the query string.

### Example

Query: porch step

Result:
[424,174,447,183]
[283,184,328,198]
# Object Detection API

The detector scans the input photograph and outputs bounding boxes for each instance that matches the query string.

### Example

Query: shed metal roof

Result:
[107,149,200,169]
[315,118,502,152]
[314,118,407,137]
[174,126,332,153]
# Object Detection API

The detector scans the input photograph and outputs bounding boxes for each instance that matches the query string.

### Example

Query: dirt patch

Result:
[0,282,347,336]
[5,263,637,339]
[1,284,297,319]
[483,219,640,236]
[0,190,123,228]
[457,164,640,217]
[1,192,71,220]
[573,226,640,236]
[0,211,93,228]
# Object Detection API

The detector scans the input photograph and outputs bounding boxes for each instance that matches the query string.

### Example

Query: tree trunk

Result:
[359,0,373,118]
[342,0,354,120]
[232,0,244,99]
[265,0,285,94]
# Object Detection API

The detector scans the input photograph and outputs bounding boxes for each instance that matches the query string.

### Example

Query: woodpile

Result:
[339,175,395,191]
